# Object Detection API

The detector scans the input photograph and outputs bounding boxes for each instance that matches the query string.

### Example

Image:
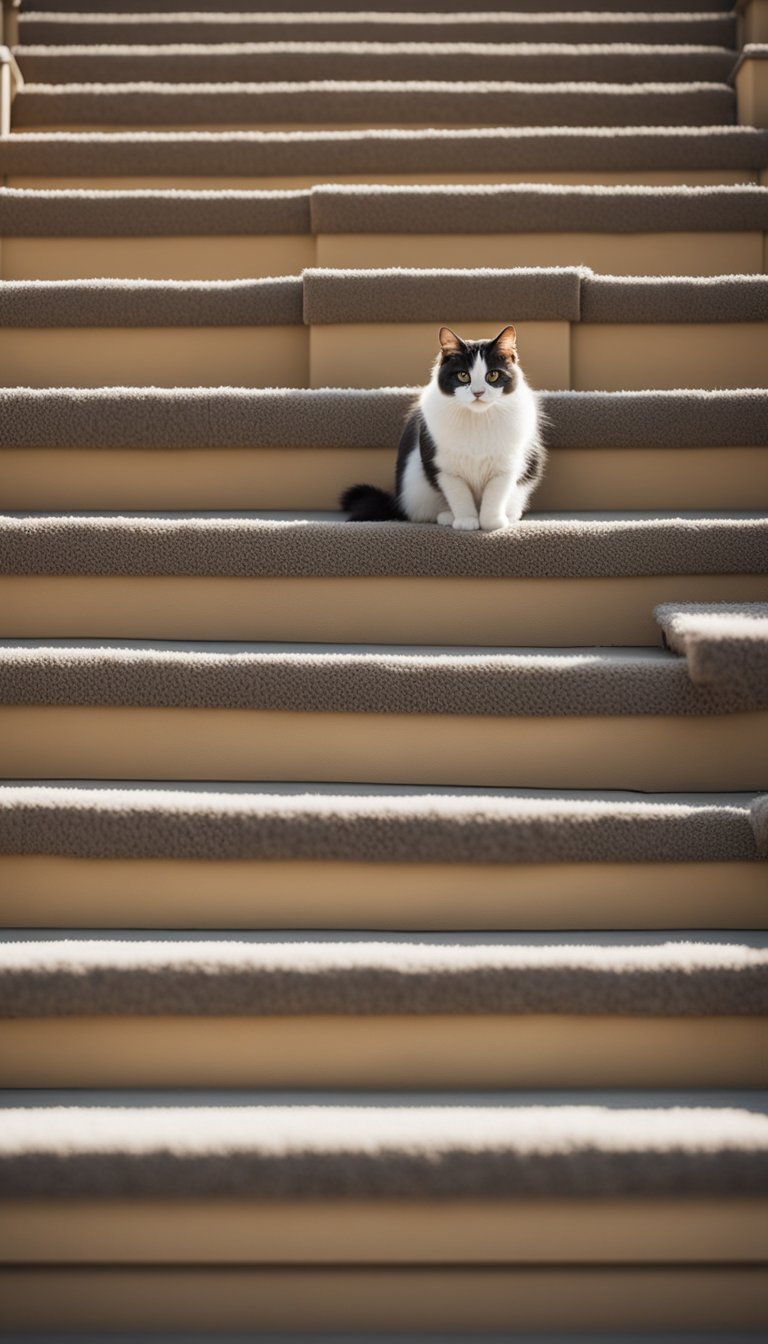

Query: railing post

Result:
[0,0,20,49]
[0,45,23,136]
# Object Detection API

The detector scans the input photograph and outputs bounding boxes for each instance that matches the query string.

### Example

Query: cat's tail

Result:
[340,483,406,522]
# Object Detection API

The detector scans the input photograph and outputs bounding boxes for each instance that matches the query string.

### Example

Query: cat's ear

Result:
[492,325,518,361]
[438,327,464,357]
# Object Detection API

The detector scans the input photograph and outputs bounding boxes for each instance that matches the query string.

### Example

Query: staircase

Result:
[1,0,767,1336]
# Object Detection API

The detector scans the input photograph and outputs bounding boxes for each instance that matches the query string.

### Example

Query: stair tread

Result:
[12,79,737,131]
[3,387,765,450]
[2,781,763,865]
[2,511,765,579]
[1,1090,767,1199]
[1,930,766,1019]
[3,181,767,236]
[12,42,739,89]
[3,636,768,716]
[3,125,765,177]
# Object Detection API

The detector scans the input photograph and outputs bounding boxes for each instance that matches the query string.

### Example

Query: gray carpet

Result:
[11,0,737,14]
[3,269,766,328]
[12,81,737,130]
[0,276,303,327]
[655,603,768,698]
[303,267,768,325]
[3,514,763,580]
[1,389,765,451]
[3,127,766,177]
[2,641,767,717]
[1,934,766,1017]
[0,783,763,865]
[14,43,739,87]
[19,12,739,48]
[6,183,766,238]
[1,1101,766,1198]
[310,183,768,235]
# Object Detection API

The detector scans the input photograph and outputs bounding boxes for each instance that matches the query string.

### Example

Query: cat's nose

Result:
[473,391,484,399]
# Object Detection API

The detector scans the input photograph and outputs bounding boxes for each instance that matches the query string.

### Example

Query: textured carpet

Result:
[0,784,762,864]
[3,127,766,177]
[655,603,768,698]
[1,1101,766,1198]
[2,641,766,717]
[310,183,768,235]
[5,183,766,238]
[0,276,303,327]
[19,13,739,48]
[1,934,766,1017]
[12,81,737,130]
[1,389,765,451]
[2,515,765,579]
[303,267,768,325]
[14,42,739,87]
[11,0,738,15]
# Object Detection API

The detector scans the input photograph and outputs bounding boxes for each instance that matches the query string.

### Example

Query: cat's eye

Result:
[486,371,501,383]
[457,372,470,383]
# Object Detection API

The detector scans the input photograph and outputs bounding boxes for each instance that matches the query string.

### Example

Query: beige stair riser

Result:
[0,327,307,389]
[1,855,766,930]
[1,323,763,391]
[0,234,314,282]
[2,232,763,281]
[7,170,759,189]
[315,233,767,281]
[1,1265,766,1333]
[310,322,767,393]
[4,1199,766,1265]
[1,1016,764,1088]
[3,707,767,790]
[3,446,766,512]
[742,0,768,44]
[3,575,766,645]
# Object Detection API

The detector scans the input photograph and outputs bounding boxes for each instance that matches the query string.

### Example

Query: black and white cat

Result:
[341,325,545,531]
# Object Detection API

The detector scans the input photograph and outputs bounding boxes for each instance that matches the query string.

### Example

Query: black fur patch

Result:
[339,483,405,522]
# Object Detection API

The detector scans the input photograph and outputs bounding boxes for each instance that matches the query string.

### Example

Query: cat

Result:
[341,325,545,531]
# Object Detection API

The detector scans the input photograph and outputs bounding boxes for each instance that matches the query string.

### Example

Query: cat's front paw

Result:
[437,511,454,526]
[453,515,480,531]
[480,514,508,532]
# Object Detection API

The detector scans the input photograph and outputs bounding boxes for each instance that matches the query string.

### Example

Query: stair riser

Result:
[1,1265,765,1333]
[1,231,763,281]
[8,170,758,189]
[2,856,765,930]
[3,447,766,512]
[1,1016,763,1088]
[1,321,764,391]
[4,1199,765,1264]
[3,708,767,791]
[3,576,766,647]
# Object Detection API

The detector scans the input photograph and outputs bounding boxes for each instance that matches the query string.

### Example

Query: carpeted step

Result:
[2,1092,766,1200]
[2,511,765,648]
[3,638,768,717]
[0,931,765,1088]
[13,42,740,86]
[17,11,740,48]
[655,601,768,695]
[15,0,740,12]
[1,783,765,931]
[1,781,764,866]
[3,387,765,513]
[2,183,765,281]
[11,79,737,131]
[1,268,765,389]
[2,636,766,788]
[3,126,765,187]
